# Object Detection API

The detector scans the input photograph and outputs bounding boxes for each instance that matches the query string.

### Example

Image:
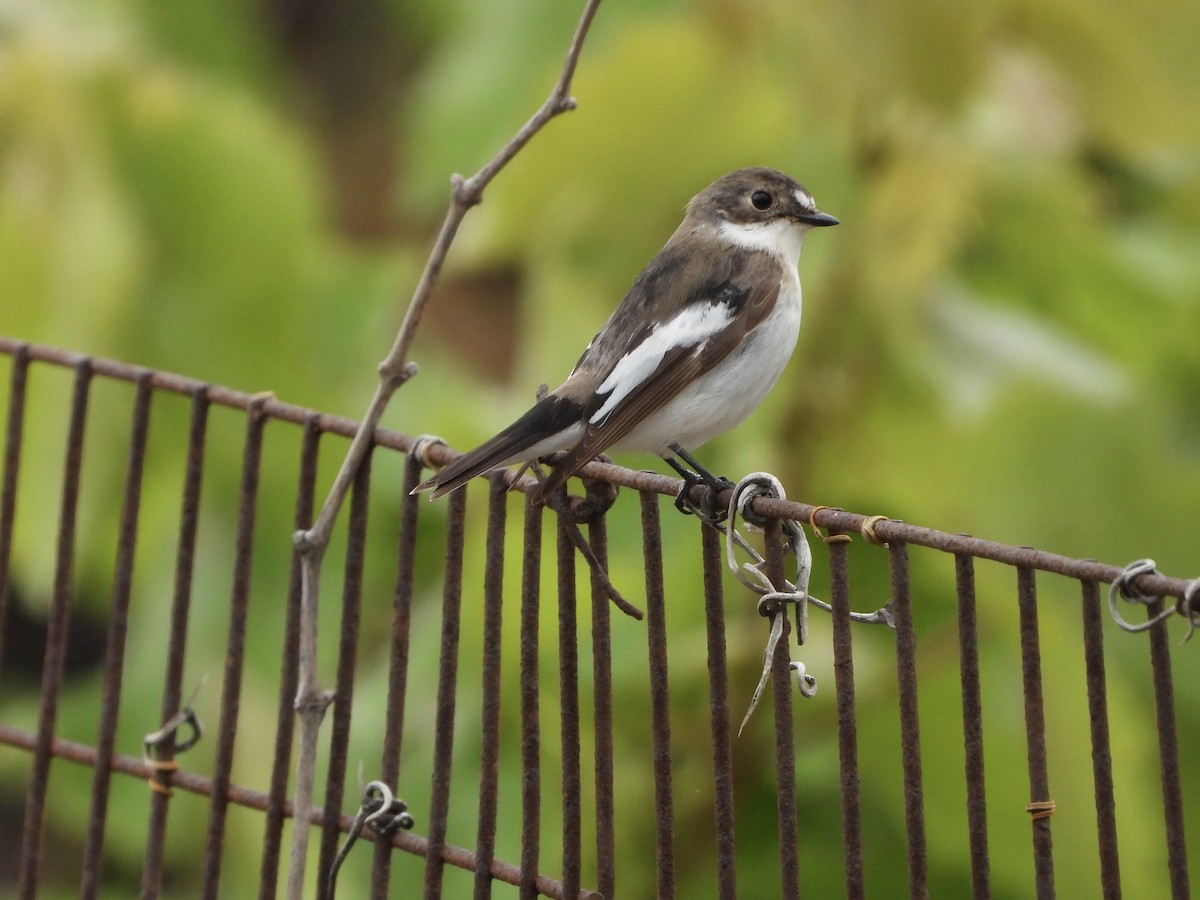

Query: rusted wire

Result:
[587,506,617,900]
[261,414,321,898]
[0,722,600,900]
[1016,565,1055,899]
[890,540,929,898]
[555,507,584,899]
[370,450,423,897]
[641,490,677,897]
[1079,579,1121,899]
[201,394,270,900]
[141,384,210,895]
[423,486,468,896]
[80,372,152,897]
[0,342,29,685]
[519,494,543,900]
[4,339,1200,900]
[955,552,990,900]
[4,338,1192,603]
[473,473,508,899]
[316,445,375,899]
[17,357,92,899]
[1146,596,1191,900]
[701,523,738,899]
[828,535,864,899]
[764,521,801,900]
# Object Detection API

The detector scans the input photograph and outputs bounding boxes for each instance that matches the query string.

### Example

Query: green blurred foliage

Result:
[2,0,1199,896]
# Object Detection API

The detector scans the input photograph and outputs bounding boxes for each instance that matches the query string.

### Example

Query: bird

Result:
[413,167,838,507]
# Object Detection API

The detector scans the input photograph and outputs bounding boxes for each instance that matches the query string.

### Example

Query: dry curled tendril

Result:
[722,475,893,735]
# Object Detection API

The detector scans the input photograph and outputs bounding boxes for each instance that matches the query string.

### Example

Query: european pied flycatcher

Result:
[415,167,837,503]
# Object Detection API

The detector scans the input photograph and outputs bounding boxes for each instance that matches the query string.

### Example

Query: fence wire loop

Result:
[327,779,415,897]
[1181,579,1200,643]
[142,677,206,796]
[1108,558,1183,635]
[143,707,203,759]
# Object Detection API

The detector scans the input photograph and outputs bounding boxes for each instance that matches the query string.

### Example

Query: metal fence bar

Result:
[370,450,423,896]
[201,395,270,899]
[4,339,1200,900]
[1016,565,1055,900]
[1146,598,1190,900]
[829,535,864,900]
[587,508,616,900]
[701,522,737,900]
[2,340,1193,601]
[0,719,592,899]
[141,384,210,895]
[260,415,321,899]
[81,373,153,898]
[765,521,800,900]
[316,446,375,898]
[1079,578,1121,900]
[556,509,583,899]
[641,491,676,898]
[890,539,928,899]
[474,473,509,899]
[519,495,544,900]
[955,552,990,900]
[0,343,29,684]
[423,486,468,896]
[17,358,92,899]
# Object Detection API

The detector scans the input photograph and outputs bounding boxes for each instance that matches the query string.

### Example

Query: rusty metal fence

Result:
[1,336,1197,899]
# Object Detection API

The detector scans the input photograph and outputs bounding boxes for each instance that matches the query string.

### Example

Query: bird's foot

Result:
[667,443,734,524]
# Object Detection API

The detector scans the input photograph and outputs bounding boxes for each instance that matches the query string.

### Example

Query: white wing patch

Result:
[589,302,734,425]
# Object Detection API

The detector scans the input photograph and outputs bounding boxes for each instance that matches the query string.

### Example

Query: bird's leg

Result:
[667,442,734,523]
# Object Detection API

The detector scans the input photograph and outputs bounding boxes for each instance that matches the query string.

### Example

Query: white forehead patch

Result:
[793,188,816,211]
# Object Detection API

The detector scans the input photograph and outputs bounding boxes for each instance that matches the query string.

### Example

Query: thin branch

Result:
[298,0,602,554]
[284,3,604,897]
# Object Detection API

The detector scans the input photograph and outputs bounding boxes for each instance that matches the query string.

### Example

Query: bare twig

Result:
[285,3,604,897]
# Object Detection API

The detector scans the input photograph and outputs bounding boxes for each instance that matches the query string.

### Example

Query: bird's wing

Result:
[534,245,783,499]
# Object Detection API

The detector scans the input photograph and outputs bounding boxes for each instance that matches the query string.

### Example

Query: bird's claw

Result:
[674,471,735,524]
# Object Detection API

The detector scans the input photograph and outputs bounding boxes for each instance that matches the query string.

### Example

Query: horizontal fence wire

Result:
[0,336,1197,899]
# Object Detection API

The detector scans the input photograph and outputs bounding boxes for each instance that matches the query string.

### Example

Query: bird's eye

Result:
[750,190,773,210]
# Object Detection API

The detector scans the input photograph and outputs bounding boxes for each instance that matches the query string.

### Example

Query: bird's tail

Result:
[412,395,583,499]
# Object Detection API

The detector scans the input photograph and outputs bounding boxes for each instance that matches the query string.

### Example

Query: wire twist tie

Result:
[410,434,447,470]
[1026,799,1056,821]
[143,677,206,797]
[1110,560,1200,642]
[1179,579,1200,642]
[859,514,891,547]
[328,779,416,896]
[808,506,851,544]
[723,474,815,736]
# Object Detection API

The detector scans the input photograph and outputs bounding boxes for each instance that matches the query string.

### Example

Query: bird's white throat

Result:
[716,217,807,268]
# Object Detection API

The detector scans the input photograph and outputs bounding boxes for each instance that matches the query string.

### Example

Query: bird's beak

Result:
[798,209,839,227]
